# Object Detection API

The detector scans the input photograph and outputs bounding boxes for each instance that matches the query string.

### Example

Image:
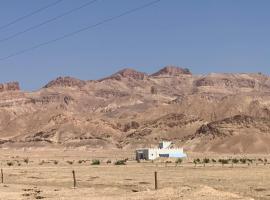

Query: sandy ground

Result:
[0,149,269,200]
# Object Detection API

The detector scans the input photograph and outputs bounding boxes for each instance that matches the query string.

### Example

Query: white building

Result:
[135,141,187,160]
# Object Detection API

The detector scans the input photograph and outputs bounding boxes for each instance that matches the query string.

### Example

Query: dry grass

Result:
[0,149,269,199]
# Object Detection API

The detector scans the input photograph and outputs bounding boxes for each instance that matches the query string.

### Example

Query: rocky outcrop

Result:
[0,82,20,92]
[44,76,86,88]
[101,68,147,81]
[151,66,191,76]
[1,66,270,153]
[195,75,257,89]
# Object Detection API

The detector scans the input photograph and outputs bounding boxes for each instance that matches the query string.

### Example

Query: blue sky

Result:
[0,0,269,91]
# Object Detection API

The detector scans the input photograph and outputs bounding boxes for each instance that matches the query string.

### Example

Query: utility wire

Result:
[0,0,161,62]
[0,0,99,44]
[0,0,64,31]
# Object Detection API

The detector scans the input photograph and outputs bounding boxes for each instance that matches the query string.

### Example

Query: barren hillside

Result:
[0,66,269,153]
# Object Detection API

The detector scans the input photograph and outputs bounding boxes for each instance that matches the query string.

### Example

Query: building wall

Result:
[147,148,186,160]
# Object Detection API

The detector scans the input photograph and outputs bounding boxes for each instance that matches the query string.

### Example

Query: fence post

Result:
[72,170,76,188]
[1,169,3,184]
[154,171,158,190]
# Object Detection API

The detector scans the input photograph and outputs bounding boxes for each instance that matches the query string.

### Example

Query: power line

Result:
[0,0,64,32]
[0,0,161,62]
[0,0,99,44]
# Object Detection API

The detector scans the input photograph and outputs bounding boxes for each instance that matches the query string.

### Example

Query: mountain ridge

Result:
[0,66,269,153]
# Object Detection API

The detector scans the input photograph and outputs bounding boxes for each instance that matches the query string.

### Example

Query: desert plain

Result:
[0,149,269,200]
[0,67,270,199]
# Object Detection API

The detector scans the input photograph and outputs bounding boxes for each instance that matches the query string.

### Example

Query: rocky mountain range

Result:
[0,66,270,153]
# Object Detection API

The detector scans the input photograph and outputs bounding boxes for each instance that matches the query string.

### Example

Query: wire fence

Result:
[0,158,268,199]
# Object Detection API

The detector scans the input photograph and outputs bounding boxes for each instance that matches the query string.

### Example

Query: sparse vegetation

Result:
[78,160,84,164]
[218,159,229,167]
[7,161,13,166]
[175,158,182,165]
[240,158,247,164]
[66,160,74,165]
[114,160,126,165]
[39,160,45,165]
[23,158,29,164]
[106,160,112,164]
[53,160,58,165]
[91,160,100,165]
[203,158,210,167]
[193,159,200,167]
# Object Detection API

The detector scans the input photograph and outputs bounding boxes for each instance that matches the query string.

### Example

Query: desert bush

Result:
[91,160,100,165]
[175,158,182,164]
[211,159,216,163]
[218,159,229,166]
[39,160,45,165]
[114,160,126,165]
[231,158,239,167]
[78,160,84,164]
[7,161,13,166]
[240,158,247,164]
[106,160,112,164]
[54,160,58,165]
[193,159,199,167]
[23,158,29,164]
[66,160,74,165]
[264,158,267,165]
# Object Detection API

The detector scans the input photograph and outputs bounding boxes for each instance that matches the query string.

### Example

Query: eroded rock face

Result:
[151,66,191,76]
[0,67,270,153]
[101,68,147,81]
[0,82,20,92]
[195,75,258,89]
[44,76,86,88]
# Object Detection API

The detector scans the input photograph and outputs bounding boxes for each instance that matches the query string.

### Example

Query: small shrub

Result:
[175,158,183,164]
[91,160,100,165]
[54,160,58,165]
[218,159,229,166]
[39,160,44,165]
[66,160,74,165]
[23,158,29,164]
[7,161,13,166]
[240,158,247,164]
[106,160,112,164]
[232,158,239,164]
[211,159,216,163]
[193,159,200,167]
[78,160,83,164]
[114,160,126,165]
